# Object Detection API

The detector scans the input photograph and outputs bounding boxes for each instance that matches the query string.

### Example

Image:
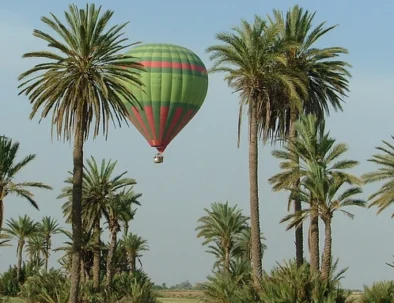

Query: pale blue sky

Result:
[0,0,393,290]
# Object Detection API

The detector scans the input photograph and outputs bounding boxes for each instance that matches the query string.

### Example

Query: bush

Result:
[361,280,394,303]
[20,269,69,303]
[259,259,351,303]
[109,270,158,303]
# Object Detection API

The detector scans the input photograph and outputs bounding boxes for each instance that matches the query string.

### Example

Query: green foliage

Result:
[259,259,350,303]
[0,262,38,297]
[20,269,69,303]
[109,270,158,303]
[0,267,19,297]
[361,281,394,303]
[200,270,257,303]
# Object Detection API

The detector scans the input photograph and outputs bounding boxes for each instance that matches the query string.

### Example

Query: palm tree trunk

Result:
[249,102,263,288]
[0,193,4,230]
[17,242,23,282]
[45,239,49,272]
[93,218,101,291]
[130,253,136,273]
[224,246,230,271]
[80,258,85,284]
[309,201,320,273]
[289,108,303,268]
[69,122,84,303]
[321,218,332,280]
[105,226,117,295]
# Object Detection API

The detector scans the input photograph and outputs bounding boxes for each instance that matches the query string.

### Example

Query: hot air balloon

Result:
[123,43,209,163]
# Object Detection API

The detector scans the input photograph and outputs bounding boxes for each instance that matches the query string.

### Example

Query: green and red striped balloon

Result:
[123,43,208,154]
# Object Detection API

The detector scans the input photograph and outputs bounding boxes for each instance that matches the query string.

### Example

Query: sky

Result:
[0,0,393,290]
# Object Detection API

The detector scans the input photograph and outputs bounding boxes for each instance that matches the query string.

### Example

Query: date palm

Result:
[362,136,394,216]
[122,233,149,273]
[267,5,351,267]
[196,202,248,272]
[206,16,305,285]
[283,174,365,279]
[0,136,52,230]
[270,114,359,273]
[59,156,137,291]
[3,215,38,281]
[38,216,61,271]
[105,188,141,293]
[17,4,144,302]
[26,234,47,270]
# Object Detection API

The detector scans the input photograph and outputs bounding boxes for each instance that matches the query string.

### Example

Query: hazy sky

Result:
[0,0,393,290]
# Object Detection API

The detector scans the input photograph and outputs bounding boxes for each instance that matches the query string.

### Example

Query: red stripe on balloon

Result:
[132,107,151,143]
[140,61,207,73]
[159,106,169,141]
[162,108,183,146]
[145,106,157,144]
[167,109,195,144]
[127,110,146,140]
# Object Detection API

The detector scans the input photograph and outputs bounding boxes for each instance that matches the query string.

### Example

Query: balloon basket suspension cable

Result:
[154,152,164,164]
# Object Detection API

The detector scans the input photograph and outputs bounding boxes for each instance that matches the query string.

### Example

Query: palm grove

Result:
[0,3,393,303]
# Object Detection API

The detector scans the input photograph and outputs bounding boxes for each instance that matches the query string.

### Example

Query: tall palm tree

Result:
[17,4,144,302]
[0,136,52,230]
[104,188,141,293]
[59,156,137,291]
[267,5,351,267]
[122,233,149,273]
[38,216,61,271]
[3,215,38,281]
[362,136,394,216]
[270,114,360,273]
[206,16,305,285]
[196,202,248,271]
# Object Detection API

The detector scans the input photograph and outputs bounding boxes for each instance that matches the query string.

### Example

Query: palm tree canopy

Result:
[196,202,249,250]
[363,136,394,217]
[206,15,306,144]
[270,114,360,194]
[0,136,52,208]
[267,5,351,129]
[17,3,145,141]
[58,156,138,227]
[270,114,365,229]
[3,215,39,242]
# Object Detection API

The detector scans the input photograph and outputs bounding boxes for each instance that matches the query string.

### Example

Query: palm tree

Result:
[17,4,144,302]
[122,233,149,273]
[270,114,360,273]
[206,16,305,285]
[283,175,365,279]
[3,215,38,281]
[38,216,61,271]
[196,202,248,271]
[105,188,141,292]
[0,136,52,230]
[26,234,47,270]
[363,136,394,216]
[267,5,351,267]
[59,156,137,291]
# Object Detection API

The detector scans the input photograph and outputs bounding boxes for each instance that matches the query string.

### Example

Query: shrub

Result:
[259,259,351,303]
[20,269,69,303]
[361,280,394,303]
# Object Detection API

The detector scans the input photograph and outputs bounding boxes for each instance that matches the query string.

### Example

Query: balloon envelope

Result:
[123,43,209,153]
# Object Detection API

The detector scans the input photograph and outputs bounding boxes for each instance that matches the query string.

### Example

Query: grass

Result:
[158,299,199,303]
